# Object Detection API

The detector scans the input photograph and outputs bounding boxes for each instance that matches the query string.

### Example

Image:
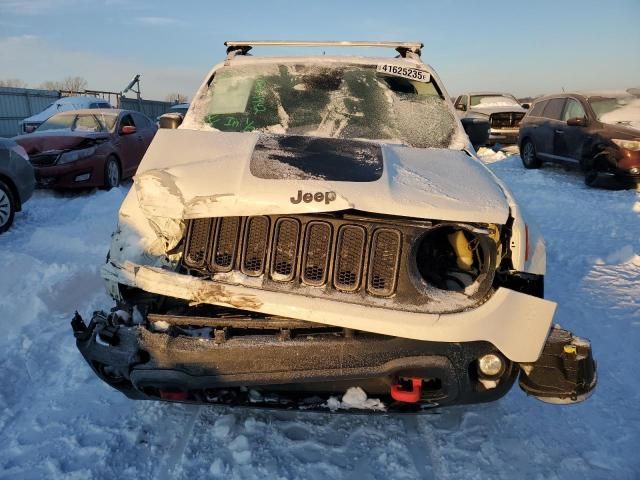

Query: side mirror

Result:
[566,117,587,127]
[120,125,137,135]
[460,116,490,150]
[24,125,36,134]
[521,103,531,110]
[159,113,183,129]
[455,103,467,112]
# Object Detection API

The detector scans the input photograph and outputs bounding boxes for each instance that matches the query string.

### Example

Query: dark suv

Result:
[518,92,640,186]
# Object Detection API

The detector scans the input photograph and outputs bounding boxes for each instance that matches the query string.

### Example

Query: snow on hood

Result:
[13,131,108,154]
[470,105,527,115]
[133,130,509,224]
[600,98,640,131]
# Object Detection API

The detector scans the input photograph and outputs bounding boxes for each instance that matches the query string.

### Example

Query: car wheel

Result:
[521,140,541,169]
[103,156,121,190]
[0,180,16,234]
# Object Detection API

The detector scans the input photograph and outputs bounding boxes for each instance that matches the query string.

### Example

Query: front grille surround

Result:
[490,112,525,129]
[30,152,60,166]
[183,214,404,298]
[180,212,498,313]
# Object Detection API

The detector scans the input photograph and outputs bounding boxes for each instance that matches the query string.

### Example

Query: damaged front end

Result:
[73,201,596,410]
[71,301,596,411]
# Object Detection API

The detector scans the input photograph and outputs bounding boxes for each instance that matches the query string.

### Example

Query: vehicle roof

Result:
[463,91,516,97]
[226,54,429,69]
[57,96,111,103]
[52,108,139,115]
[534,90,635,102]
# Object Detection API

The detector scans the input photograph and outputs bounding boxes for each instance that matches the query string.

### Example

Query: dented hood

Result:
[133,129,509,224]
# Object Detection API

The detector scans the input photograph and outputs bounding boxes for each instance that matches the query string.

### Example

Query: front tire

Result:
[0,180,16,234]
[521,139,541,169]
[103,156,121,190]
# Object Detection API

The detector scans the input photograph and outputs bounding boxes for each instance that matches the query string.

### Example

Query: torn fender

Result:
[103,261,556,363]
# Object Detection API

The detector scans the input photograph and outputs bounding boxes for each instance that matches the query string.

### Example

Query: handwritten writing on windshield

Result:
[204,79,269,132]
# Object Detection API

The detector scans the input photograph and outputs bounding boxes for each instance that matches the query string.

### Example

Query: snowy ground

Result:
[1,150,639,479]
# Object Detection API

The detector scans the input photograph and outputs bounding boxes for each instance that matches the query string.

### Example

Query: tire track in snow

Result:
[399,414,441,479]
[156,405,202,480]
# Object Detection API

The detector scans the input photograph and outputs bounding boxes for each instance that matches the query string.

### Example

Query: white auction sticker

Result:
[376,64,430,82]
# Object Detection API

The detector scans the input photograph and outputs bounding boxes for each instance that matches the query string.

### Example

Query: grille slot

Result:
[301,222,332,286]
[334,225,366,292]
[184,218,213,268]
[270,218,300,282]
[368,229,402,296]
[241,216,270,276]
[30,153,60,166]
[211,217,241,272]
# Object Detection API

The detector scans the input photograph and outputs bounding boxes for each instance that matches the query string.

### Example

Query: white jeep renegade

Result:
[71,41,596,411]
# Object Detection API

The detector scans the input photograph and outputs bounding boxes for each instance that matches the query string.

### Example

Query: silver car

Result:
[0,138,35,233]
[454,92,528,145]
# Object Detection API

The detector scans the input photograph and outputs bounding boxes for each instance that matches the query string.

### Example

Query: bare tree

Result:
[0,78,27,88]
[165,92,188,103]
[39,76,88,93]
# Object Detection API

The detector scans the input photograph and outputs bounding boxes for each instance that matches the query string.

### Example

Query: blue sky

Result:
[0,0,638,100]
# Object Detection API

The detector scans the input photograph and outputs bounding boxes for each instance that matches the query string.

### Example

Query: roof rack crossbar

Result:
[224,40,423,58]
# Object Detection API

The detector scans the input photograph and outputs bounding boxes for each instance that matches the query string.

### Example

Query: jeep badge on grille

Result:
[290,190,337,205]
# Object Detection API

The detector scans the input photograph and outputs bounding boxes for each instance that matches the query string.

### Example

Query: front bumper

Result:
[489,128,520,145]
[34,154,107,188]
[103,261,557,363]
[71,310,596,410]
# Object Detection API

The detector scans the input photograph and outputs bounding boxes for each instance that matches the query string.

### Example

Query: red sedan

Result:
[13,109,157,189]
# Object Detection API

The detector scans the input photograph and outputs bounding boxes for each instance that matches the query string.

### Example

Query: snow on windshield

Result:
[470,95,520,108]
[186,63,458,149]
[591,96,640,130]
[36,113,112,133]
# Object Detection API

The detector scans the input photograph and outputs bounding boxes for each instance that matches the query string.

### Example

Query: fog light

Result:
[478,353,504,377]
[75,173,90,182]
[630,167,640,175]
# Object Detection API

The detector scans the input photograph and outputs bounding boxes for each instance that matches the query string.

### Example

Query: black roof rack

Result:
[224,40,423,58]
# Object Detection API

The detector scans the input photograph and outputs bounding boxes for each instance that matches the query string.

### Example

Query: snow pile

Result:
[476,146,508,163]
[0,150,639,478]
[325,387,386,412]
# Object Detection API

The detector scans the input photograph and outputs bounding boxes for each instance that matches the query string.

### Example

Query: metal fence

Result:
[0,87,173,137]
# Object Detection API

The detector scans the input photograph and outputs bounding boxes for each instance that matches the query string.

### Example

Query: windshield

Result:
[36,113,117,133]
[470,95,520,107]
[589,96,640,129]
[188,63,457,149]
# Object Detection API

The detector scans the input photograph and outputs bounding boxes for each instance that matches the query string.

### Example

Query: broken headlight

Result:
[57,146,97,164]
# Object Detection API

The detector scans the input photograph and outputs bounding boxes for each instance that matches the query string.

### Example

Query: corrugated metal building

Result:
[0,87,173,137]
[0,87,59,137]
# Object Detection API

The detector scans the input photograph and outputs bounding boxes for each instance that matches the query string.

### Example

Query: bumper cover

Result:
[71,310,597,410]
[71,310,519,410]
[103,261,557,363]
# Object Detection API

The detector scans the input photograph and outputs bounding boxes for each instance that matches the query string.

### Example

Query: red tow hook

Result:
[390,378,423,403]
[159,390,188,401]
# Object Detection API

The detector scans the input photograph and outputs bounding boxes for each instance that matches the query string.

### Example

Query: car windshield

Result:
[36,113,118,133]
[470,95,520,107]
[187,63,458,149]
[589,96,640,129]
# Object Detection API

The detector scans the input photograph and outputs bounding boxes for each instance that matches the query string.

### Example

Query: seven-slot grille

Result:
[182,215,403,297]
[489,112,525,129]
